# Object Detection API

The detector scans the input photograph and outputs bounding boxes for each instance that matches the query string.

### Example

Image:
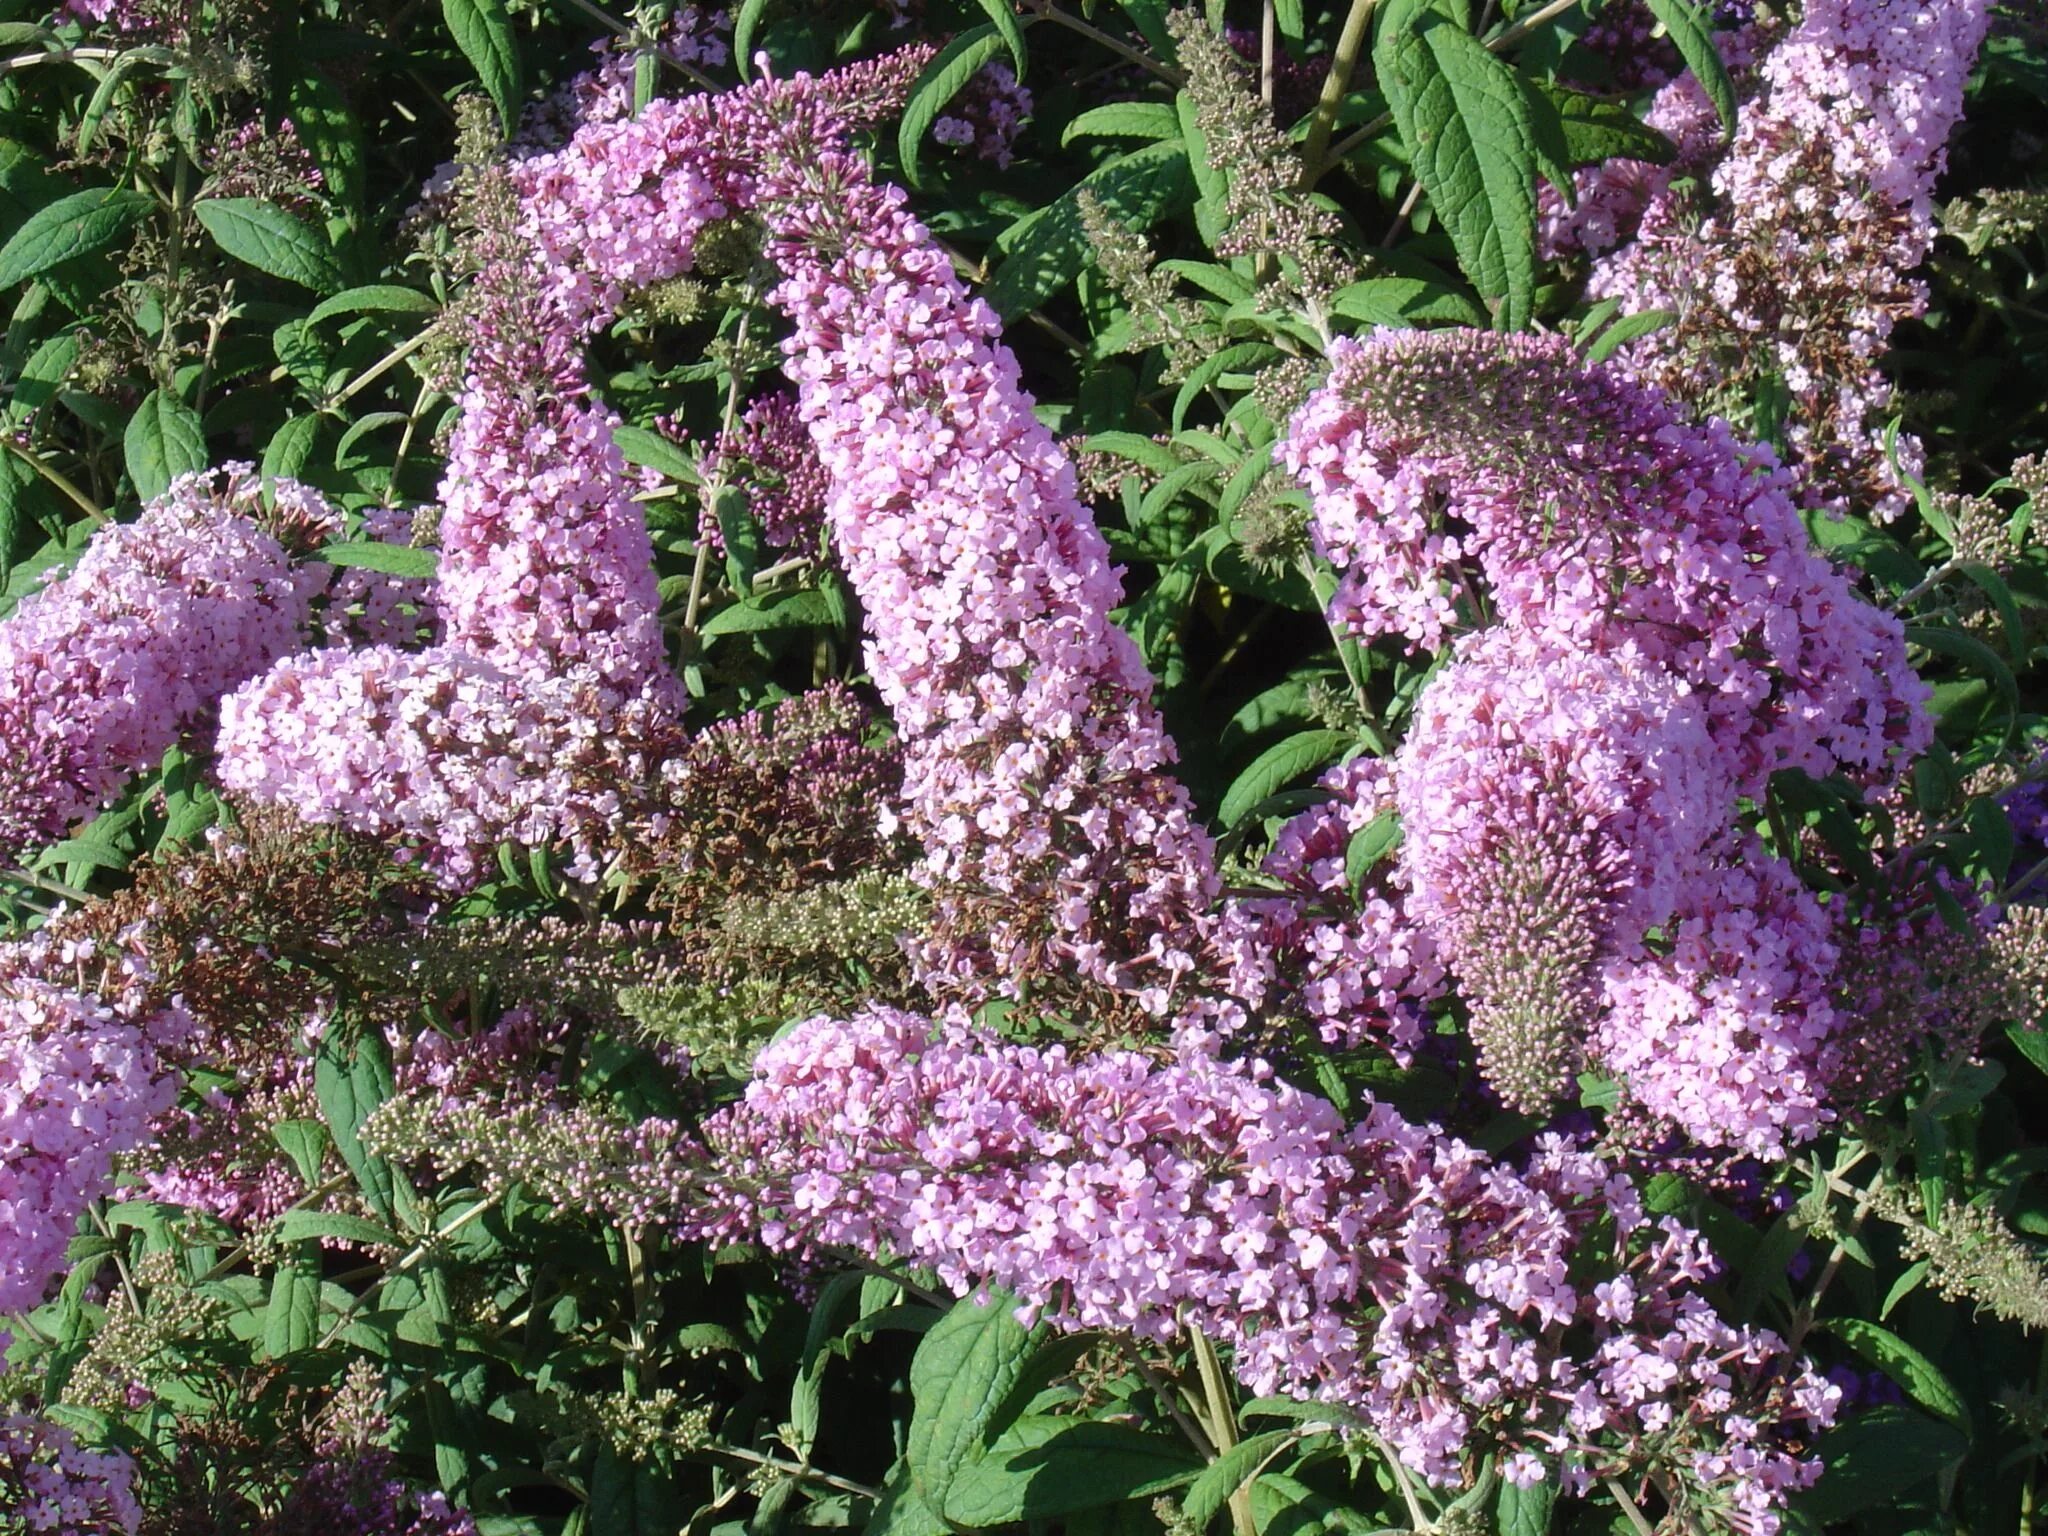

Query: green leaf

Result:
[1220,729,1352,828]
[790,1271,862,1455]
[76,50,167,155]
[714,482,763,591]
[313,1027,412,1227]
[315,541,438,579]
[971,0,1029,74]
[1064,102,1182,144]
[308,284,438,326]
[335,411,408,467]
[276,1209,400,1248]
[899,27,1009,188]
[1375,0,1539,330]
[1080,430,1181,476]
[1174,342,1281,431]
[988,141,1193,319]
[193,198,344,292]
[1496,1474,1554,1536]
[1328,272,1486,328]
[905,1289,1036,1513]
[284,69,367,214]
[262,1254,320,1358]
[867,1467,951,1536]
[1180,1430,1297,1533]
[589,1446,685,1536]
[443,0,523,132]
[733,0,770,79]
[0,186,152,290]
[701,587,834,637]
[261,414,323,486]
[1111,0,1173,55]
[1584,307,1674,365]
[941,1418,1200,1527]
[1246,1471,1382,1536]
[1344,810,1401,894]
[612,423,701,484]
[123,387,205,504]
[269,1119,330,1186]
[1221,677,1326,756]
[1909,624,2020,742]
[1952,559,2029,659]
[1829,1319,1970,1435]
[9,329,77,423]
[1796,1408,1967,1525]
[156,745,217,850]
[1644,0,1737,136]
[1534,81,1678,166]
[2010,1016,2048,1069]
[1881,1259,1930,1320]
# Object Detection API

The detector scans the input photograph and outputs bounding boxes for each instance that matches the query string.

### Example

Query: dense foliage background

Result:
[4,0,2048,1533]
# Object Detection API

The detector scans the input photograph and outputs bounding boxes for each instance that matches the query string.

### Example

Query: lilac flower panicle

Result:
[1585,0,1995,515]
[1281,329,1927,1149]
[0,1412,142,1535]
[505,66,1219,999]
[692,1009,1837,1521]
[0,466,336,855]
[0,970,188,1320]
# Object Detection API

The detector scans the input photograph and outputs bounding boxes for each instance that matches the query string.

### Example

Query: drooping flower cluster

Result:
[498,62,1219,999]
[0,1411,142,1535]
[734,81,1220,1003]
[692,1008,1837,1518]
[0,966,189,1319]
[0,466,336,856]
[1211,758,1444,1056]
[930,61,1032,168]
[216,109,690,883]
[1281,329,1927,1149]
[709,391,830,554]
[1585,0,1995,514]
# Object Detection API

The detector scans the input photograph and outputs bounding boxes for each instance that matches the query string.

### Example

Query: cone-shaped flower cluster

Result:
[0,1411,141,1535]
[0,466,336,856]
[0,943,190,1319]
[1585,0,1994,514]
[1281,330,1927,1151]
[691,1007,1837,1516]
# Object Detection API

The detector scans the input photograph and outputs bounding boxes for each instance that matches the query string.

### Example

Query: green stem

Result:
[1300,0,1379,188]
[1,436,106,523]
[1191,1331,1256,1536]
[1026,1,1185,87]
[1604,1477,1657,1536]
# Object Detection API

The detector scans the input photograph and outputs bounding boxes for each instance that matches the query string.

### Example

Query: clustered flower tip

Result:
[0,465,337,856]
[1583,0,1995,516]
[1280,328,1927,1152]
[690,1006,1838,1520]
[0,938,189,1322]
[0,1411,142,1535]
